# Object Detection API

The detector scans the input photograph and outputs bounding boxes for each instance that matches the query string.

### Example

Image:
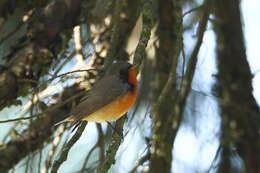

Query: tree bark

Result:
[214,0,260,173]
[149,0,183,172]
[0,0,81,110]
[0,84,84,173]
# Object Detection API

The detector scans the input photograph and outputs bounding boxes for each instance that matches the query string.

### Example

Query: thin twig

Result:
[38,147,43,173]
[129,153,150,173]
[182,6,203,17]
[80,143,99,173]
[80,124,104,173]
[181,5,210,86]
[206,145,222,173]
[50,121,87,173]
[49,69,96,81]
[181,45,186,78]
[96,124,105,171]
[106,121,123,139]
[18,69,96,85]
[0,90,88,123]
[43,125,66,173]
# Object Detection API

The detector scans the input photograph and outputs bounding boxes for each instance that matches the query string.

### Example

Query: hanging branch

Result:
[149,1,210,172]
[133,0,153,65]
[0,0,82,110]
[51,122,87,173]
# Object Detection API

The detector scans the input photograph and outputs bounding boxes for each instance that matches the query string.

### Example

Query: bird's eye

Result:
[127,64,132,70]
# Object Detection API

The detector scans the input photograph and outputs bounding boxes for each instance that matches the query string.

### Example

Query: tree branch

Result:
[51,121,87,173]
[0,84,85,173]
[150,1,210,172]
[214,0,260,172]
[99,116,126,173]
[0,0,82,110]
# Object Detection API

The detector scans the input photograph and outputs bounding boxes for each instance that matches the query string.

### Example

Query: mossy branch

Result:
[99,116,126,173]
[133,0,154,65]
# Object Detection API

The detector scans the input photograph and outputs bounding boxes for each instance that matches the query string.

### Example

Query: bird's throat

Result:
[128,67,138,91]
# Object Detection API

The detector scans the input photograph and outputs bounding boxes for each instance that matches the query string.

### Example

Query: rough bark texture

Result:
[214,0,260,173]
[0,84,84,172]
[0,0,81,110]
[149,0,183,172]
[0,0,83,171]
[150,1,211,172]
[104,0,141,69]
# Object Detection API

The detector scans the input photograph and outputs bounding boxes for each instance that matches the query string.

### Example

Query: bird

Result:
[56,61,138,127]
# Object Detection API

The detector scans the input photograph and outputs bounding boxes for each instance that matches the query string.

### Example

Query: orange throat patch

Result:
[82,66,138,122]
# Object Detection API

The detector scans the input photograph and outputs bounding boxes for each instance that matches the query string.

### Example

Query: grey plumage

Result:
[70,74,130,122]
[55,62,134,127]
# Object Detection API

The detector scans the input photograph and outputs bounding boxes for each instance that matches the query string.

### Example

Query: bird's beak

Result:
[132,64,139,69]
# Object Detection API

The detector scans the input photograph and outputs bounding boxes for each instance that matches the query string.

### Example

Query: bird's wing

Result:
[69,75,130,122]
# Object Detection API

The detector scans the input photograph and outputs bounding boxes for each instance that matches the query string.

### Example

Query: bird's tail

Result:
[54,117,82,132]
[54,117,73,126]
[54,120,67,126]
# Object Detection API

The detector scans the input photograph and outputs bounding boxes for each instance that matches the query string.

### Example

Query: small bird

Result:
[56,61,138,126]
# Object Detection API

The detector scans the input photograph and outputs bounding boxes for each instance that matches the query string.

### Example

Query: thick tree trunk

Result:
[214,0,260,173]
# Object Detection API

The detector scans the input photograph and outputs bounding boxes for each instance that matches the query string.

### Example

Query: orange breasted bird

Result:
[56,61,138,126]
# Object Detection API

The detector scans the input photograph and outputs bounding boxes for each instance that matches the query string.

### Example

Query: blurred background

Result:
[0,0,259,173]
